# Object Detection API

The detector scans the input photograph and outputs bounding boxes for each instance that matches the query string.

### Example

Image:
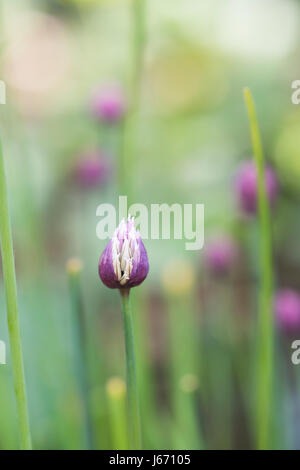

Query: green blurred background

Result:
[0,0,300,450]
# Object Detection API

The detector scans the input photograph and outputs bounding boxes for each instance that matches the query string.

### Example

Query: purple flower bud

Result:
[90,85,126,123]
[235,161,279,215]
[74,150,111,188]
[205,236,237,276]
[275,289,300,332]
[99,216,149,290]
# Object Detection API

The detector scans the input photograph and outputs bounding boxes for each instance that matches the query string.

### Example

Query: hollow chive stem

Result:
[0,136,32,449]
[167,293,203,449]
[133,290,164,448]
[243,88,274,450]
[120,0,146,202]
[66,259,94,450]
[106,377,129,450]
[132,0,146,103]
[120,288,141,449]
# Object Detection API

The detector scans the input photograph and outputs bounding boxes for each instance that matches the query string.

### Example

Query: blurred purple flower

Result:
[205,236,237,276]
[74,150,110,188]
[90,85,126,123]
[235,160,279,215]
[275,289,300,332]
[99,216,149,290]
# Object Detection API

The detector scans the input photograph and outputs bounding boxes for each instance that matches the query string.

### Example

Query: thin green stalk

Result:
[208,282,235,449]
[120,0,146,202]
[132,0,146,105]
[106,377,129,450]
[167,293,203,449]
[67,259,94,450]
[176,374,204,450]
[168,295,197,398]
[0,137,32,449]
[133,289,165,448]
[120,288,141,449]
[243,88,274,450]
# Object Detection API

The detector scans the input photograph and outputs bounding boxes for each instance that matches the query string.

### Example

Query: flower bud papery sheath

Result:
[99,217,149,289]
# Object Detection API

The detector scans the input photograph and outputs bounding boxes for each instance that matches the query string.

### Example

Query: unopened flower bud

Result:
[275,289,300,332]
[74,150,110,188]
[106,377,126,399]
[66,257,82,276]
[161,259,195,296]
[205,236,237,276]
[235,160,279,215]
[99,216,149,290]
[90,85,126,123]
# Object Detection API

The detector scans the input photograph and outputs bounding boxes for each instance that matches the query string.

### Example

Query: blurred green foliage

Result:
[0,0,300,450]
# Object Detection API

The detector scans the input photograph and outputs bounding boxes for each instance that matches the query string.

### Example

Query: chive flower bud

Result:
[161,259,195,296]
[235,160,279,215]
[205,236,237,276]
[74,150,111,188]
[90,85,126,123]
[275,289,300,332]
[99,216,149,290]
[66,257,83,276]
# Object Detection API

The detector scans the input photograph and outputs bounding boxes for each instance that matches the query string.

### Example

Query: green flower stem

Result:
[120,0,146,203]
[211,283,235,449]
[167,293,203,449]
[177,374,204,450]
[132,0,146,105]
[120,288,141,449]
[244,88,274,450]
[0,137,32,450]
[133,289,164,448]
[67,262,94,450]
[106,377,129,450]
